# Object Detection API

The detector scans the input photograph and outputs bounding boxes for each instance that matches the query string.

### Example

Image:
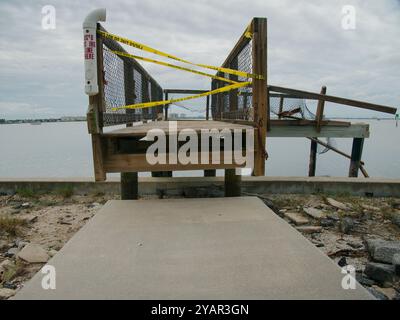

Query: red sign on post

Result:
[84,34,95,60]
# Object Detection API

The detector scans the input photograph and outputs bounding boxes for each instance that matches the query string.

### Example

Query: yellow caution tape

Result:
[98,30,264,80]
[244,23,253,39]
[110,50,238,84]
[112,81,251,111]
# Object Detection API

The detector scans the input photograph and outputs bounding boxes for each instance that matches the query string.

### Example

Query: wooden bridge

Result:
[83,9,397,198]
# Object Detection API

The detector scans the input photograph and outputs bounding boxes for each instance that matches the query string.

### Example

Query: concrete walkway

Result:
[15,197,372,299]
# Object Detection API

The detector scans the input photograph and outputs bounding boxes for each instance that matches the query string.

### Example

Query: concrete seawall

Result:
[0,176,399,197]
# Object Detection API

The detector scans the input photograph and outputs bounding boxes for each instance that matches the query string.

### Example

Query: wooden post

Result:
[204,91,214,176]
[349,138,364,177]
[224,169,241,197]
[252,18,268,176]
[119,59,140,198]
[206,95,210,120]
[308,139,317,176]
[121,172,138,200]
[204,169,216,177]
[278,96,284,119]
[315,86,327,132]
[164,91,169,120]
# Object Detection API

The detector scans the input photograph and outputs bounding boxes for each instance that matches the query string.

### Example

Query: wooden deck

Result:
[102,120,254,137]
[101,119,369,139]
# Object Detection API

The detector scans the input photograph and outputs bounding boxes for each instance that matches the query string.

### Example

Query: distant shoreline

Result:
[0,117,86,125]
[0,116,397,125]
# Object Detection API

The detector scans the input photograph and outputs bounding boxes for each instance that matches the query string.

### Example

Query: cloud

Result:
[0,0,399,119]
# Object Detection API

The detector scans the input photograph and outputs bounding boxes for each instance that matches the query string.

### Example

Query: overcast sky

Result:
[0,0,399,119]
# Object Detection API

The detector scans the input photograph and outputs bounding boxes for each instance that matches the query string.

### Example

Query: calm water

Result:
[0,120,399,179]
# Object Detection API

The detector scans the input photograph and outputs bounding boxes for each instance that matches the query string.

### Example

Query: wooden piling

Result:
[121,172,138,200]
[224,169,241,197]
[308,139,317,176]
[204,169,216,177]
[252,18,268,176]
[349,138,364,177]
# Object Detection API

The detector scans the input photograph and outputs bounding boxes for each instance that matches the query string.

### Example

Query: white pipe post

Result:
[83,8,106,96]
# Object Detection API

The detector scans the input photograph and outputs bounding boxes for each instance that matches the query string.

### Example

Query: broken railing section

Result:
[269,85,397,178]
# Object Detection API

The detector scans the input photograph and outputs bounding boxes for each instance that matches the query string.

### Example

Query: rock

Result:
[21,202,31,208]
[12,203,22,209]
[393,253,400,276]
[48,249,58,257]
[88,202,101,208]
[373,241,400,264]
[356,272,376,287]
[26,215,38,223]
[367,286,388,300]
[57,217,72,225]
[0,259,14,281]
[326,198,349,210]
[5,247,19,258]
[337,257,347,267]
[347,240,364,249]
[311,240,324,247]
[364,262,395,285]
[0,240,8,251]
[0,288,16,300]
[17,241,28,250]
[284,212,309,225]
[17,243,49,263]
[320,218,335,227]
[366,238,386,256]
[303,207,325,219]
[296,226,323,234]
[327,212,340,221]
[391,211,400,227]
[9,208,21,215]
[361,204,380,211]
[391,201,400,210]
[371,286,398,300]
[339,217,355,234]
[2,282,17,290]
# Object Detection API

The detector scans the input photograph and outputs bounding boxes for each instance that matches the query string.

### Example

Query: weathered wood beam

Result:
[269,85,397,114]
[268,122,369,138]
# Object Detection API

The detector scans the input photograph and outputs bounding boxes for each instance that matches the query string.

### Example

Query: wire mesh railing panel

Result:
[211,38,253,121]
[98,26,163,127]
[102,48,126,113]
